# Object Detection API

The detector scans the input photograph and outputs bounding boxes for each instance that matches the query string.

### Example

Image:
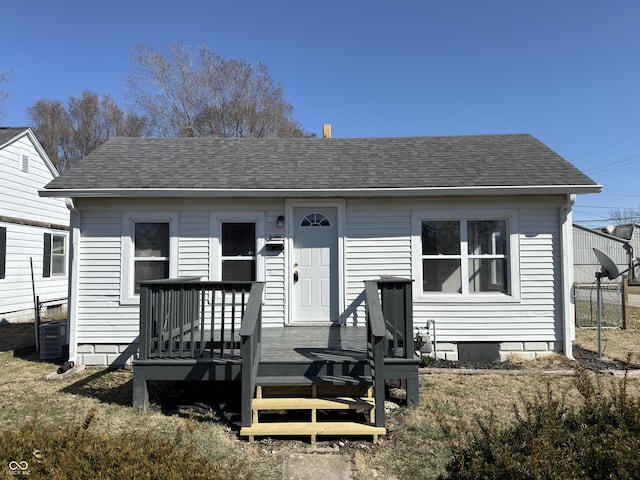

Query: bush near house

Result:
[437,364,640,480]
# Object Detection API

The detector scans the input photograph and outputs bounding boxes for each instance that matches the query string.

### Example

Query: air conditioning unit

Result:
[39,321,68,360]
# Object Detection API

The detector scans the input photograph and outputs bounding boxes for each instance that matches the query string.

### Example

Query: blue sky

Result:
[2,1,639,226]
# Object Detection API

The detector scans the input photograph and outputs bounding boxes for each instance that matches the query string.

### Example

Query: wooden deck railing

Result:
[239,282,265,428]
[375,277,415,360]
[364,280,387,428]
[139,279,262,361]
[365,277,419,410]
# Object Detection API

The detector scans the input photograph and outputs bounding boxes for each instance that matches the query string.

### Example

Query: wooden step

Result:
[255,374,371,386]
[258,383,372,398]
[251,396,374,411]
[243,383,383,444]
[240,421,386,443]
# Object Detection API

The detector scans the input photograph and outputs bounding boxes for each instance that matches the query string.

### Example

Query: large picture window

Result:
[421,219,508,294]
[221,222,256,281]
[134,222,170,293]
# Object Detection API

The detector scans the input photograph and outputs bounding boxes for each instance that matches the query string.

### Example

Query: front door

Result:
[292,207,338,323]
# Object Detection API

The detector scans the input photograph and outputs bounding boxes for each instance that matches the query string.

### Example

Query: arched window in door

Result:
[300,212,330,227]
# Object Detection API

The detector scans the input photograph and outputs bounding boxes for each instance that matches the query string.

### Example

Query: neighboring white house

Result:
[41,134,601,366]
[0,127,70,322]
[574,223,640,284]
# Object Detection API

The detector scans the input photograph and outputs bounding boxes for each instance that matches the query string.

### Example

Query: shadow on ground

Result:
[61,368,134,407]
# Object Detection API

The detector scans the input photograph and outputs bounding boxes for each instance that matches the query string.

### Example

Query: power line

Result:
[571,131,640,161]
[578,205,640,209]
[584,153,640,174]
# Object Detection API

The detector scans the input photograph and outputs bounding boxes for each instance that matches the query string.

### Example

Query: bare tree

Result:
[127,44,309,138]
[27,99,73,169]
[610,207,640,225]
[28,91,146,172]
[0,71,14,122]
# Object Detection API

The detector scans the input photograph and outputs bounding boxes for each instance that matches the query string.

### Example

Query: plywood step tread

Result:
[252,396,374,411]
[240,421,386,437]
[256,375,372,386]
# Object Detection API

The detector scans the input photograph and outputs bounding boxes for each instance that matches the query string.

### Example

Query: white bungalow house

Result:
[0,127,69,322]
[41,134,600,366]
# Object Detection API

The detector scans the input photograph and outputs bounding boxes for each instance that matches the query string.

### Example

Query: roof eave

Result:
[40,184,602,199]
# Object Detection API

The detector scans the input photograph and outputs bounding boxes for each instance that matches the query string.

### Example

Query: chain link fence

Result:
[575,284,623,329]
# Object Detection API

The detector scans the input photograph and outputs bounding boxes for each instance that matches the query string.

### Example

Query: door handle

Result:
[293,271,299,282]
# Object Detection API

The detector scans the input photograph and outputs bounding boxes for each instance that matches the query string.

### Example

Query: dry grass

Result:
[0,352,280,479]
[574,304,640,365]
[359,371,640,480]
[3,325,640,479]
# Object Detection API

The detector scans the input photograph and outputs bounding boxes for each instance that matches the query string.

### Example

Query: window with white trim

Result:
[43,232,67,277]
[221,222,256,281]
[421,219,509,294]
[133,222,170,293]
[121,213,177,303]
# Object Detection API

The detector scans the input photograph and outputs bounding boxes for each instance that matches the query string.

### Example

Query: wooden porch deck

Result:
[261,325,367,362]
[132,278,420,443]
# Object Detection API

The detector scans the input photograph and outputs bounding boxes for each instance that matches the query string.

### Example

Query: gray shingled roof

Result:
[0,127,28,146]
[43,134,598,194]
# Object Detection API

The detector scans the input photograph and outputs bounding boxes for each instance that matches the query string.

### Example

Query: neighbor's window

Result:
[0,226,6,279]
[134,222,169,293]
[43,233,67,277]
[221,222,256,281]
[421,219,507,294]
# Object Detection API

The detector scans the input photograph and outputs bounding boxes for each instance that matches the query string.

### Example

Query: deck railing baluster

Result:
[230,289,236,357]
[189,288,195,358]
[168,289,175,359]
[220,290,226,357]
[196,287,203,357]
[139,279,257,362]
[174,288,180,357]
[157,288,165,357]
[210,289,216,358]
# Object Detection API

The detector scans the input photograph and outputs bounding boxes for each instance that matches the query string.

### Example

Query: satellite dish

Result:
[593,248,620,280]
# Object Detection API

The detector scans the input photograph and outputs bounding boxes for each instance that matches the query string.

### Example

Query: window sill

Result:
[416,293,521,304]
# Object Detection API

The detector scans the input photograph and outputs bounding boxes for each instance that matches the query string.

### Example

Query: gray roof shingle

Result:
[0,127,28,146]
[44,134,598,193]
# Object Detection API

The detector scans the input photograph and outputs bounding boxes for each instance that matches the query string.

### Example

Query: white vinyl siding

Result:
[0,132,69,319]
[263,211,286,326]
[0,136,68,227]
[178,211,209,278]
[76,211,131,343]
[344,201,411,323]
[72,196,569,363]
[0,223,68,317]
